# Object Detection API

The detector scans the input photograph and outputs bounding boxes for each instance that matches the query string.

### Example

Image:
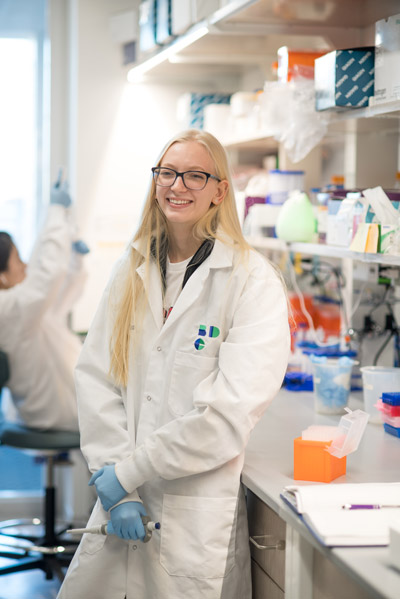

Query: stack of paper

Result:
[281,482,400,546]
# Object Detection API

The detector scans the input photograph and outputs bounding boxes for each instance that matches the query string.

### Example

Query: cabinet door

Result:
[313,551,373,599]
[251,559,285,599]
[247,489,286,591]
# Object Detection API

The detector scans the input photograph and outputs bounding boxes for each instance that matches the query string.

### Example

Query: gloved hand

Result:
[72,240,90,255]
[107,501,147,541]
[88,464,127,511]
[50,181,71,207]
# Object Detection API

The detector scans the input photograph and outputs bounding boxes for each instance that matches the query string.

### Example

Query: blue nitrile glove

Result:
[107,502,148,541]
[50,181,71,207]
[88,464,127,511]
[72,240,90,254]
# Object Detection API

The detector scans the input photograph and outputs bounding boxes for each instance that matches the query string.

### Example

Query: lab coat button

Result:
[157,346,162,351]
[146,395,152,401]
[132,544,137,550]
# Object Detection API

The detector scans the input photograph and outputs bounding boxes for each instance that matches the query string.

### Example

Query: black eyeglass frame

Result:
[151,167,221,190]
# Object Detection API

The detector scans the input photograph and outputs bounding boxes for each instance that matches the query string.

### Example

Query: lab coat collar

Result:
[133,236,234,332]
[208,237,234,269]
[131,235,234,268]
[135,259,164,330]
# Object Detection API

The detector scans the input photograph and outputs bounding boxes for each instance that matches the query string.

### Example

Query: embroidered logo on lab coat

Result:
[194,325,220,350]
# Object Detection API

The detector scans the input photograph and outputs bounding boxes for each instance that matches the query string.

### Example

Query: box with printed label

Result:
[315,47,375,111]
[374,13,400,104]
[178,92,232,129]
[139,0,158,53]
[156,0,172,45]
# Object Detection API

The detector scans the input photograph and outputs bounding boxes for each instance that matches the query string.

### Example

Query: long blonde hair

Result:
[109,129,250,385]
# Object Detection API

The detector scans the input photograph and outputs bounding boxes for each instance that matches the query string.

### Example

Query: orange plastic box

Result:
[293,437,346,482]
[277,47,327,82]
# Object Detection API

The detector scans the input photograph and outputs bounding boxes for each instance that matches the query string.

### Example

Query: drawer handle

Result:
[249,535,285,551]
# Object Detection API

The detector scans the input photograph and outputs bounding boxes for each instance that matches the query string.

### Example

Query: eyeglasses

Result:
[151,167,221,191]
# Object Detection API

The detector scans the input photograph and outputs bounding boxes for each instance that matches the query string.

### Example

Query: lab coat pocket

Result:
[79,502,107,555]
[160,494,237,579]
[79,532,106,555]
[168,352,218,416]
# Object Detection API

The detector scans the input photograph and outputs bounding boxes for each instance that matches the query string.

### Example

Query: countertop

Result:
[242,388,400,599]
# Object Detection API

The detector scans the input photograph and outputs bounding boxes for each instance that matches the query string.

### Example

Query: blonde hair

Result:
[109,129,250,385]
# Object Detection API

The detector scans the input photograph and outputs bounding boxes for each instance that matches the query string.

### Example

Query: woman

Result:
[0,182,87,431]
[58,130,290,599]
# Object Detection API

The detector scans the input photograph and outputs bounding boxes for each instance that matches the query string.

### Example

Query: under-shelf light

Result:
[127,25,209,83]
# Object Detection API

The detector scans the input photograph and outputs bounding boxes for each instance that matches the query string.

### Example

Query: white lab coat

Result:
[0,205,85,431]
[58,238,290,599]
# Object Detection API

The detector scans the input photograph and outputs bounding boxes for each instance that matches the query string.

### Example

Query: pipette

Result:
[55,167,64,188]
[67,517,160,543]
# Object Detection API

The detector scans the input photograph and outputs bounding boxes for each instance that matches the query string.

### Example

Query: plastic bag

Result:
[261,79,329,163]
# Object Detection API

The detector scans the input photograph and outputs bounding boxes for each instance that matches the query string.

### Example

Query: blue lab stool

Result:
[0,350,80,581]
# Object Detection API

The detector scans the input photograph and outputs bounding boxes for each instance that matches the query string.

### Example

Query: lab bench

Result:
[243,388,400,599]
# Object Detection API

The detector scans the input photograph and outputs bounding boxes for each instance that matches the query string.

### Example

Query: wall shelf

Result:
[247,236,400,266]
[128,0,400,82]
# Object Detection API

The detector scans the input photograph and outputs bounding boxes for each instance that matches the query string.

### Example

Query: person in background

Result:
[57,129,290,599]
[0,179,89,431]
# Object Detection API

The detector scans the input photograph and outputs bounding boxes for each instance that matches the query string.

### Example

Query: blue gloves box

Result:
[315,47,375,110]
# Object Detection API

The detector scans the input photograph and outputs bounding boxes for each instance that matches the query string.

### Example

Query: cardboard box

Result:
[171,0,194,36]
[374,13,400,104]
[193,1,220,22]
[315,47,375,110]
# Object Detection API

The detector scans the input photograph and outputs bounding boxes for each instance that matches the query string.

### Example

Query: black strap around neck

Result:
[182,239,214,290]
[150,236,215,292]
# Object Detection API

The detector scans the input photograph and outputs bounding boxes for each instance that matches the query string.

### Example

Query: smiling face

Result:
[155,141,227,234]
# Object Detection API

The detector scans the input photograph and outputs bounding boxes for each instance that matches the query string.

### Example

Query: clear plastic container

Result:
[266,169,305,205]
[360,366,400,424]
[310,356,355,414]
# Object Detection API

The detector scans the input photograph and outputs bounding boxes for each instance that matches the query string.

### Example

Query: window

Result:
[0,0,48,260]
[0,0,48,496]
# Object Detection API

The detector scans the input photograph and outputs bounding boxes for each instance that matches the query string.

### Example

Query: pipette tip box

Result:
[293,437,346,482]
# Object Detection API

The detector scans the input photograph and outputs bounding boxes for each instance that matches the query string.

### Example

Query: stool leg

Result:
[44,456,56,545]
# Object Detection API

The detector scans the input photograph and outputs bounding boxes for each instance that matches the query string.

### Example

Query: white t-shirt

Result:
[163,256,192,322]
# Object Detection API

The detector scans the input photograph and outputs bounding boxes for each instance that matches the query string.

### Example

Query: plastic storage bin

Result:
[310,356,355,414]
[266,169,305,205]
[378,392,400,437]
[360,367,400,424]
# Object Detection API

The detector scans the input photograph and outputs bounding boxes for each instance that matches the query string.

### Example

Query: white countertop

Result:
[242,388,400,599]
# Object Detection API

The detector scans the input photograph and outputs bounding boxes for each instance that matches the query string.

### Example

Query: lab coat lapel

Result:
[162,239,234,331]
[136,260,163,331]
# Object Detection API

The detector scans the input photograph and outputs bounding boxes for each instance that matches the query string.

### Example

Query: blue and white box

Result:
[156,0,172,44]
[139,0,158,53]
[177,92,232,129]
[315,47,375,110]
